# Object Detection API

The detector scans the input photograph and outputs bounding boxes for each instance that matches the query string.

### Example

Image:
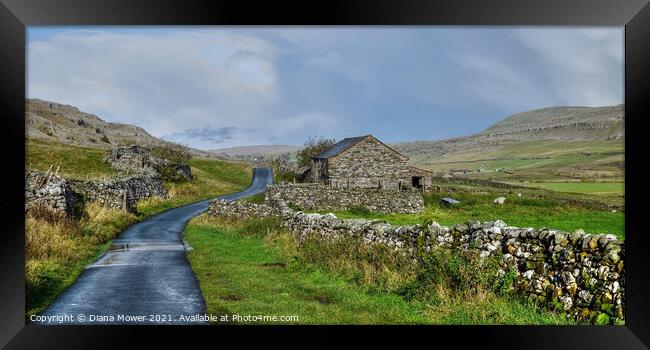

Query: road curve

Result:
[35,168,273,325]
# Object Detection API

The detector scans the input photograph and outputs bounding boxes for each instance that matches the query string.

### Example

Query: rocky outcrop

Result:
[266,183,425,214]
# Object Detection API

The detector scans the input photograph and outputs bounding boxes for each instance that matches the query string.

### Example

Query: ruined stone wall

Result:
[104,145,150,173]
[72,171,168,213]
[25,171,83,217]
[207,198,625,324]
[326,137,411,190]
[266,183,425,214]
[104,145,193,181]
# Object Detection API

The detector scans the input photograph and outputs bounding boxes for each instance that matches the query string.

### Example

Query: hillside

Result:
[25,98,222,159]
[393,105,624,182]
[212,144,299,158]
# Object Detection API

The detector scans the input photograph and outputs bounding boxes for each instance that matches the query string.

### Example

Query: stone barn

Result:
[310,135,432,191]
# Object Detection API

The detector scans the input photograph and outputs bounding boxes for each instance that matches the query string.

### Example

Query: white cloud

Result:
[456,55,554,111]
[512,28,624,107]
[454,28,623,111]
[28,28,624,147]
[28,30,281,143]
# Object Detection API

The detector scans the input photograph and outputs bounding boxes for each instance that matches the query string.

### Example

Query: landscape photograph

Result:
[25,26,624,325]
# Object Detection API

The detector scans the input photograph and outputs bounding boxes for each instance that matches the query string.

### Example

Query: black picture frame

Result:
[1,0,648,348]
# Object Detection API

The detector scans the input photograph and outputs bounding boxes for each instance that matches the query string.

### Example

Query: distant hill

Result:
[212,145,300,158]
[482,105,623,141]
[25,98,222,159]
[393,104,624,182]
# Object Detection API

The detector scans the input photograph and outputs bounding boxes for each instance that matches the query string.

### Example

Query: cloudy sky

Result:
[27,27,623,150]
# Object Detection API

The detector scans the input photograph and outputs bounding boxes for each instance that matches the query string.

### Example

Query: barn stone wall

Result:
[207,198,625,324]
[325,137,411,190]
[266,183,425,214]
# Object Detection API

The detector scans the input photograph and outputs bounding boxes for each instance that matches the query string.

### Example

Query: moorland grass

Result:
[26,138,115,179]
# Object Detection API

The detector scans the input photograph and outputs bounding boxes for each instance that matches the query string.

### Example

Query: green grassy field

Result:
[184,215,574,325]
[517,182,624,195]
[320,191,624,240]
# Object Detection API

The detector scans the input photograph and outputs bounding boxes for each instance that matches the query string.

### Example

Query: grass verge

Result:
[25,203,138,318]
[185,214,574,325]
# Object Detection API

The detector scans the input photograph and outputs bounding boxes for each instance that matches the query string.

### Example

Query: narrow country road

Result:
[35,168,273,325]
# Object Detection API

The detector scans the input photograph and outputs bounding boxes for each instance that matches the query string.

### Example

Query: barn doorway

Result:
[411,176,422,190]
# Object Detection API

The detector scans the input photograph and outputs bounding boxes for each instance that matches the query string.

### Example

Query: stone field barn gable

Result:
[310,134,432,191]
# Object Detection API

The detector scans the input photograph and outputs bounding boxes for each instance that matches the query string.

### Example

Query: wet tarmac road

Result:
[35,168,273,325]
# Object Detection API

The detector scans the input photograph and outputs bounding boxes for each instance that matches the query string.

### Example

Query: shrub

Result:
[399,248,502,304]
[296,136,335,167]
[150,143,192,165]
[100,135,110,143]
[275,169,295,183]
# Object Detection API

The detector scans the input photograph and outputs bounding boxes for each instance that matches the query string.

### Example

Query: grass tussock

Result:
[25,203,138,318]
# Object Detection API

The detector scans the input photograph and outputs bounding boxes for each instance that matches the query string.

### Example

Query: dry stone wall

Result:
[25,170,168,215]
[207,197,625,324]
[104,145,192,181]
[266,183,425,214]
[71,171,168,213]
[25,171,83,217]
[208,199,284,218]
[104,145,151,172]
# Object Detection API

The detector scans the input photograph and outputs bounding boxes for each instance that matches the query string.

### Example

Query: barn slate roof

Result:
[312,135,369,160]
